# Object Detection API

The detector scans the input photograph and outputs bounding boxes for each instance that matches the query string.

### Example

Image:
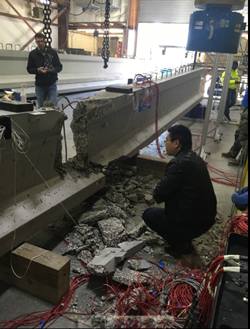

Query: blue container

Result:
[186,6,245,53]
[14,92,21,101]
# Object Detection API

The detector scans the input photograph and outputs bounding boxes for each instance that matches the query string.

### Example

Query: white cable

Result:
[224,255,240,261]
[10,249,49,280]
[11,120,30,154]
[0,125,6,141]
[223,267,241,273]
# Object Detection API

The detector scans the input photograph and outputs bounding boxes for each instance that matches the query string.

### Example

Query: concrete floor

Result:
[0,105,244,328]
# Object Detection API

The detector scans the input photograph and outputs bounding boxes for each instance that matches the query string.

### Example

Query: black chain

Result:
[43,0,52,50]
[101,0,111,69]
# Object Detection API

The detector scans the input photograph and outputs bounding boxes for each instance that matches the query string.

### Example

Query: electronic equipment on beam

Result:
[0,100,33,112]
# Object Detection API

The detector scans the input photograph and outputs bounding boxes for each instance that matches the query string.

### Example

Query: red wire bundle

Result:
[166,283,196,318]
[198,256,225,326]
[0,274,90,329]
[115,279,161,316]
[231,213,248,235]
[208,164,239,187]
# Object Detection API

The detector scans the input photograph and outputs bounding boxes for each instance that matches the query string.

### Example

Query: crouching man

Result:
[143,125,217,255]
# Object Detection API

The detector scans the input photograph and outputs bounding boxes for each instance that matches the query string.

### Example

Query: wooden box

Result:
[0,243,70,304]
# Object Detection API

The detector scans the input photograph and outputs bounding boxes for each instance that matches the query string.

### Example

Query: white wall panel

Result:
[138,0,248,25]
[138,0,196,24]
[0,0,58,50]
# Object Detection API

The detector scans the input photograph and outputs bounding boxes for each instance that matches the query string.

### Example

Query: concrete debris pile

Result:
[98,218,127,247]
[64,223,105,257]
[62,161,157,266]
[85,315,180,329]
[127,259,152,271]
[112,268,150,286]
[87,241,145,275]
[103,163,157,216]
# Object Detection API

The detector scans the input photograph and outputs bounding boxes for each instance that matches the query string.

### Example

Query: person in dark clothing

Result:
[221,61,240,121]
[222,88,248,166]
[142,125,217,255]
[27,33,63,108]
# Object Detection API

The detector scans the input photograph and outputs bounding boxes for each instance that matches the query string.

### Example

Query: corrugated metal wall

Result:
[138,0,196,24]
[138,0,248,24]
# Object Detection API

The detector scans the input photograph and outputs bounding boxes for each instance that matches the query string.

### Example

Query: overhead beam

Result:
[58,0,70,49]
[0,11,57,26]
[68,22,126,30]
[20,6,67,51]
[4,0,36,34]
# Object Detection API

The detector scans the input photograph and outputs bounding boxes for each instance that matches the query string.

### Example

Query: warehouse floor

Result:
[0,108,243,328]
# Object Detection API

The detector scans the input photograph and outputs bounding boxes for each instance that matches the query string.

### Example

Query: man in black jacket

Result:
[27,33,63,108]
[143,125,217,254]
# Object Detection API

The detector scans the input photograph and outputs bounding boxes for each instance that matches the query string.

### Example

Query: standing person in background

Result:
[27,33,63,108]
[222,88,248,166]
[221,61,241,121]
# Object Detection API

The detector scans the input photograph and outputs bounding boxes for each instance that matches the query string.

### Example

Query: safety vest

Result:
[221,69,240,90]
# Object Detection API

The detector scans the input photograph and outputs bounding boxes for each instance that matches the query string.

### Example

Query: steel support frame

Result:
[199,54,220,157]
[4,0,36,34]
[0,11,58,26]
[217,54,235,124]
[21,7,67,51]
[58,0,70,50]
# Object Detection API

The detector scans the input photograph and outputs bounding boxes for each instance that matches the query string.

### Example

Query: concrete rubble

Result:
[127,222,147,239]
[112,268,150,286]
[62,159,226,280]
[87,241,145,275]
[87,248,127,275]
[64,224,105,256]
[118,240,146,258]
[98,218,127,247]
[84,315,179,329]
[127,259,152,271]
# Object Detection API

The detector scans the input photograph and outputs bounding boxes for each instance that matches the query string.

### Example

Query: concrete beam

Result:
[71,69,204,167]
[0,50,155,89]
[0,173,105,258]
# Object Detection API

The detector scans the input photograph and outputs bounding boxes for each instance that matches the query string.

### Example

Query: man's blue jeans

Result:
[224,89,237,120]
[35,83,58,108]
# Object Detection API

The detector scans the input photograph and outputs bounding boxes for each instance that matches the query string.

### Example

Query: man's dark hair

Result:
[168,125,192,151]
[35,33,45,39]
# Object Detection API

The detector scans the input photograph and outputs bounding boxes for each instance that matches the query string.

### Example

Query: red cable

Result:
[231,213,248,235]
[0,274,90,329]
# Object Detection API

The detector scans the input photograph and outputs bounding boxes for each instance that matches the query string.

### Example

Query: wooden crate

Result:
[0,243,70,304]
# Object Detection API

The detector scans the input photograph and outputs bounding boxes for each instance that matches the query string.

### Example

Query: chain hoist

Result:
[101,0,111,69]
[43,0,52,50]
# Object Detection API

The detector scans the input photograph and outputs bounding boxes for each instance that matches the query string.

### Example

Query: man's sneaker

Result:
[222,152,234,159]
[223,115,232,122]
[228,159,241,167]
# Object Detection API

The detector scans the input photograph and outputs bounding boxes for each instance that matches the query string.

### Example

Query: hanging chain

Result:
[102,0,111,69]
[43,0,52,51]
